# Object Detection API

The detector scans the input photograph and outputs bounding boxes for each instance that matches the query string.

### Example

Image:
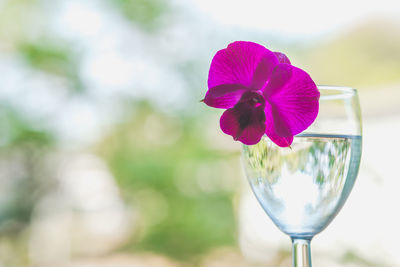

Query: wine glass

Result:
[242,86,362,266]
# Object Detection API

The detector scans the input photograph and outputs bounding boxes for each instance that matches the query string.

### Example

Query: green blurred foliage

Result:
[0,0,39,42]
[111,0,169,31]
[97,102,239,260]
[341,251,382,267]
[0,106,55,266]
[0,106,54,233]
[0,0,83,93]
[0,108,53,148]
[301,19,400,88]
[18,40,84,92]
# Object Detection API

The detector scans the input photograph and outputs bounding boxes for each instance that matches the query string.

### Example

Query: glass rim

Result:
[317,85,357,100]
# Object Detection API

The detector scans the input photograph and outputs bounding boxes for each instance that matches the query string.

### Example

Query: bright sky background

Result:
[190,0,400,39]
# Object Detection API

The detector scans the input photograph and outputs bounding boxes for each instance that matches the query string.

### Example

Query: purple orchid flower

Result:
[203,41,320,147]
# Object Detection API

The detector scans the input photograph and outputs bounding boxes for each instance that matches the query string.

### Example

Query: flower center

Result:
[239,91,265,108]
[233,91,266,131]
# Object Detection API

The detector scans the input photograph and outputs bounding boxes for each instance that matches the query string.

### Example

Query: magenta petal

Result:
[250,53,280,89]
[273,52,291,64]
[264,64,320,137]
[264,102,293,147]
[271,105,292,137]
[203,84,249,109]
[265,122,294,147]
[220,103,266,145]
[262,64,293,98]
[208,41,278,89]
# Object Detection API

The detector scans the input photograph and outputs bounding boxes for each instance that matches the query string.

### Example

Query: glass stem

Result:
[291,237,312,267]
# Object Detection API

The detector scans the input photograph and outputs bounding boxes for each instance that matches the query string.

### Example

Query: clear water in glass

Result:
[243,133,361,238]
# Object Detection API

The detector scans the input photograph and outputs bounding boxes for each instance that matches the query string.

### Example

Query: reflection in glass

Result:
[244,133,361,237]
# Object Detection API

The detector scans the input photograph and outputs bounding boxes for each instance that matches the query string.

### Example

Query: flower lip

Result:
[219,95,266,145]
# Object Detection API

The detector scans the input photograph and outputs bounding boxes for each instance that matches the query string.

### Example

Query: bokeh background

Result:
[0,0,399,266]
